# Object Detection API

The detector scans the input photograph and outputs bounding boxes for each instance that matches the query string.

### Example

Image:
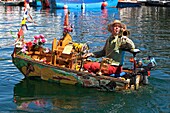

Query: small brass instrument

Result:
[118,30,130,37]
[122,30,130,36]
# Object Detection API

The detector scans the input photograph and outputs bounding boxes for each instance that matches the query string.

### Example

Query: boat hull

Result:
[43,0,118,9]
[12,52,136,91]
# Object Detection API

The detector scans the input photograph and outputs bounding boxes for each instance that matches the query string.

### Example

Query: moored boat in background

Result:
[36,0,118,9]
[55,0,118,9]
[0,0,23,6]
[117,0,141,8]
[144,0,170,7]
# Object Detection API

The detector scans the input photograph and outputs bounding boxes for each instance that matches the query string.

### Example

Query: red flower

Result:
[26,41,33,48]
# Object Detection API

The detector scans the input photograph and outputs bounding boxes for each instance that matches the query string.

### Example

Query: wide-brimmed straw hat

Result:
[107,20,122,32]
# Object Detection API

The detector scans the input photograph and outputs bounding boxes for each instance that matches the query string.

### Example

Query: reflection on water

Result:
[119,7,170,71]
[14,78,117,112]
[14,77,169,113]
[0,6,170,113]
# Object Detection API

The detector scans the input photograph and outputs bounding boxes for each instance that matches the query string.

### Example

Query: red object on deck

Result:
[83,62,122,75]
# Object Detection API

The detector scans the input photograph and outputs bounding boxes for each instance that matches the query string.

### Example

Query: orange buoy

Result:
[102,1,108,7]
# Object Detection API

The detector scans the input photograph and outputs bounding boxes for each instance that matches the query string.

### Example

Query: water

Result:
[0,6,170,113]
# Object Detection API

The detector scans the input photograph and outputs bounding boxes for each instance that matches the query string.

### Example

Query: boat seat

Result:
[51,33,73,66]
[51,35,79,69]
[56,44,78,69]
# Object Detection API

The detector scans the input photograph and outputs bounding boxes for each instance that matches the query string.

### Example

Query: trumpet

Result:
[122,30,130,36]
[119,30,130,37]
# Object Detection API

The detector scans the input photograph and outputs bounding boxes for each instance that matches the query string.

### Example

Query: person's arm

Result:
[82,39,107,58]
[92,39,108,58]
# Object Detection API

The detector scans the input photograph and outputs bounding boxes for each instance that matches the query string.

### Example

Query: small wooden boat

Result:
[11,32,157,92]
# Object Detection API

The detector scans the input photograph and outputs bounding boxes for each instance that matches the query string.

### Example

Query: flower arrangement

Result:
[33,34,47,48]
[20,34,47,53]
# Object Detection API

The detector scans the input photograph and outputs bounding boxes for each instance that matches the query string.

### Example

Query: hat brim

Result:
[107,22,122,32]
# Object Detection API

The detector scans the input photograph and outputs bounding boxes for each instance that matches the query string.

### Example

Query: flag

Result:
[17,28,24,37]
[21,18,26,25]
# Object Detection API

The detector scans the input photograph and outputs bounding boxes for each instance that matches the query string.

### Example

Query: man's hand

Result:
[82,53,94,59]
[121,36,127,44]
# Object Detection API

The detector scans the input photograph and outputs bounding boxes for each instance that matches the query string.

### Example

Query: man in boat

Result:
[83,20,135,75]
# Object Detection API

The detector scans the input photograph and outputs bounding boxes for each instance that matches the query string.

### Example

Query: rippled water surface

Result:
[0,6,170,113]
